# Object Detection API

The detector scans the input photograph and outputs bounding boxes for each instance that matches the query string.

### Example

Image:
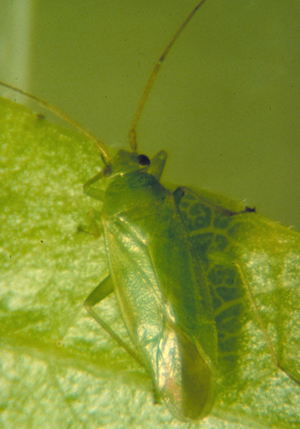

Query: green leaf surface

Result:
[0,97,299,428]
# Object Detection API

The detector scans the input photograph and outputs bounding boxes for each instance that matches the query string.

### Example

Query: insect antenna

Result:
[129,0,208,152]
[0,80,111,165]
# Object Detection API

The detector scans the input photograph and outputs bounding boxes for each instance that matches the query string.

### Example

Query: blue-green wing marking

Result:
[177,186,300,387]
[177,189,250,381]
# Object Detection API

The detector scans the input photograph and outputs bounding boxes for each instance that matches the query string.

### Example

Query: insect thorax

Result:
[102,167,170,218]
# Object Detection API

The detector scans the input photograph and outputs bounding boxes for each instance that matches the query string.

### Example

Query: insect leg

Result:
[149,150,168,181]
[84,276,145,367]
[77,209,103,237]
[83,171,106,201]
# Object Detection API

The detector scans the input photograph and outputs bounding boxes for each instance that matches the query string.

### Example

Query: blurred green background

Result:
[1,0,299,229]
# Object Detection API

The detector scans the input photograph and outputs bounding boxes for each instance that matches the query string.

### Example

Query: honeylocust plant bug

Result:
[1,0,299,423]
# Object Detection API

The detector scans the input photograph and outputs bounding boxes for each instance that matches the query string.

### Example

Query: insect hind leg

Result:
[84,276,145,368]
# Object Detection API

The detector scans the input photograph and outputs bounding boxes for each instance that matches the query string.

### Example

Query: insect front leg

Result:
[149,150,168,181]
[83,170,106,201]
[81,170,106,235]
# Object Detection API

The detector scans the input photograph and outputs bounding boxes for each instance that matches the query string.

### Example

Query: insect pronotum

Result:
[1,0,299,423]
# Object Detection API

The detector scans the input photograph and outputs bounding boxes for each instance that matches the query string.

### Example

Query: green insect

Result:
[1,0,299,423]
[79,0,257,421]
[79,2,221,420]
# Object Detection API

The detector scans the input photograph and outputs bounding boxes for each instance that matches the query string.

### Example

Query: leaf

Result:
[0,96,299,428]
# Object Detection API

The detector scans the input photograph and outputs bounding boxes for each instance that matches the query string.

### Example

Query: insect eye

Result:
[137,154,151,167]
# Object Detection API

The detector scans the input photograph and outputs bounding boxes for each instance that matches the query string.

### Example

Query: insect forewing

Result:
[158,322,215,420]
